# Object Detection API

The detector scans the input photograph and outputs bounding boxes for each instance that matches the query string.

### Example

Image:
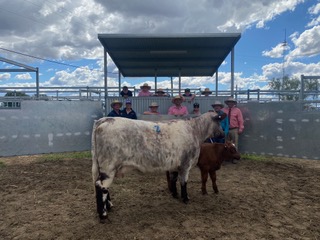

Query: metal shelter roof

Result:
[98,33,241,77]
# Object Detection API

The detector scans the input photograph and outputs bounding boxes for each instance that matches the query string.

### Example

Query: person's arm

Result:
[237,109,244,134]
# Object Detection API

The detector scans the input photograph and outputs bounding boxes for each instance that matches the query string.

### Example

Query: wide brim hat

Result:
[211,101,224,108]
[224,97,237,104]
[149,102,159,107]
[140,83,151,90]
[111,99,123,108]
[201,88,212,94]
[172,95,183,103]
[155,88,165,94]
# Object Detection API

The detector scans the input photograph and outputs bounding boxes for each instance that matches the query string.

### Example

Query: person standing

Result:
[107,99,123,117]
[192,102,201,115]
[168,95,188,116]
[120,86,133,98]
[143,102,161,115]
[206,101,229,143]
[138,83,153,97]
[121,99,137,119]
[222,97,244,150]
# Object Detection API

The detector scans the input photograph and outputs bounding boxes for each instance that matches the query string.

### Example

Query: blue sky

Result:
[0,0,319,94]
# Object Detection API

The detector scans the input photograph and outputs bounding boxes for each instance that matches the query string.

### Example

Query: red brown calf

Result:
[197,142,240,194]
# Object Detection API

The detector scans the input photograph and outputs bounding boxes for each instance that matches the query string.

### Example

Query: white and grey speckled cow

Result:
[91,112,225,221]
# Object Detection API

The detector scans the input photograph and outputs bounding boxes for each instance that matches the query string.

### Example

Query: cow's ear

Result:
[213,112,226,121]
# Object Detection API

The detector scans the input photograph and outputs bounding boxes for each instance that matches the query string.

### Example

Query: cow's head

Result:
[224,141,241,160]
[210,113,227,139]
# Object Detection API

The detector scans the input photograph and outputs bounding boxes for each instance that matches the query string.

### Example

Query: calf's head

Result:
[224,141,241,160]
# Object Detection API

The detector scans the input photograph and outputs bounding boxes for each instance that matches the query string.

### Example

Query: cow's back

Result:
[93,117,199,172]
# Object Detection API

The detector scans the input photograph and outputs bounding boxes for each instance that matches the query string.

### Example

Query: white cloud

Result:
[0,73,11,80]
[15,73,32,80]
[262,43,290,58]
[287,25,320,60]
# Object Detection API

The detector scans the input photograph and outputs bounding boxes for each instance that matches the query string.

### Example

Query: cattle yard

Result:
[0,153,319,239]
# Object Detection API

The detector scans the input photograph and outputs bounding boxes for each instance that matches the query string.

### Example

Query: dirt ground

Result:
[0,155,319,240]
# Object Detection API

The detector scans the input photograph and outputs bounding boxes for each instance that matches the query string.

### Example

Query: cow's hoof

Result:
[172,193,178,199]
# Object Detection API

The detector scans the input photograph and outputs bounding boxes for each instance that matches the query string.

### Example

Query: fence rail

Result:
[1,86,320,110]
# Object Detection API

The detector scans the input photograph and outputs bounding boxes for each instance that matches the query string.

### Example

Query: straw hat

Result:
[224,97,237,104]
[149,102,159,107]
[171,95,183,103]
[201,88,212,94]
[140,83,151,90]
[155,88,165,94]
[111,99,123,108]
[211,101,224,108]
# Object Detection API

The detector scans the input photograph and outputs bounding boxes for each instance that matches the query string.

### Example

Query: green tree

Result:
[268,76,300,101]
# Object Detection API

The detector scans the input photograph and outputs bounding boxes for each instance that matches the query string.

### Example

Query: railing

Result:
[1,86,320,110]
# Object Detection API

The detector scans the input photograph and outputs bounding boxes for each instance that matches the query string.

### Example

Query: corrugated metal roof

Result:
[98,33,241,77]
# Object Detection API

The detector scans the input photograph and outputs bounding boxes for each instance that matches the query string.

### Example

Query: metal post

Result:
[178,70,181,95]
[118,72,121,96]
[104,50,108,116]
[215,71,218,96]
[36,67,39,100]
[170,77,173,97]
[231,47,235,97]
[300,75,304,101]
[155,69,157,92]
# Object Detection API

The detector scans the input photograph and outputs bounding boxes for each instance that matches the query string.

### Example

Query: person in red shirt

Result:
[222,97,244,151]
[168,95,188,116]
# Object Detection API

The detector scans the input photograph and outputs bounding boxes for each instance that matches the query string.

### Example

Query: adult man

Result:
[207,101,229,143]
[107,99,123,117]
[222,97,244,150]
[168,95,188,116]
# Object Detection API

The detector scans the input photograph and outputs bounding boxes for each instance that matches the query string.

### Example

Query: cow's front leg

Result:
[169,171,178,198]
[180,182,189,204]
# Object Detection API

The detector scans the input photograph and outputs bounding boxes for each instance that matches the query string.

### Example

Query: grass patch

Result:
[241,153,269,161]
[0,161,5,168]
[39,151,91,162]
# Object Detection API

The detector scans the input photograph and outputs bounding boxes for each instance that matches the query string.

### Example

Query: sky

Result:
[0,0,320,94]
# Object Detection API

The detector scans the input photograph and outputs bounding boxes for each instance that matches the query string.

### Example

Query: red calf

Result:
[197,142,240,194]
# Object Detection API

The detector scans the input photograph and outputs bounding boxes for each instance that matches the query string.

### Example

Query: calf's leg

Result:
[200,169,209,195]
[209,170,219,193]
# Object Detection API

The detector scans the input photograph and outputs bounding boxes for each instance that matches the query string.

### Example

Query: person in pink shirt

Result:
[222,97,244,151]
[138,83,153,97]
[168,95,189,116]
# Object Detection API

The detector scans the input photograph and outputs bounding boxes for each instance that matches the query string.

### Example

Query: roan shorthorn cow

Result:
[92,112,225,221]
[197,142,240,195]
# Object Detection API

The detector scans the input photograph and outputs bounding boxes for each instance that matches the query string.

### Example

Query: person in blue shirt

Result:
[205,101,229,143]
[107,99,123,117]
[121,99,137,119]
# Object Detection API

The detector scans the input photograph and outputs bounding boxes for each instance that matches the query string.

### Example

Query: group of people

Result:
[108,95,244,158]
[120,83,216,98]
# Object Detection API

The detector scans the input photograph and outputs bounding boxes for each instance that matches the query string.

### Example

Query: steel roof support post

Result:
[215,71,218,96]
[155,69,157,92]
[179,70,181,95]
[36,67,39,100]
[231,47,235,98]
[170,77,173,97]
[104,49,108,116]
[118,72,121,96]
